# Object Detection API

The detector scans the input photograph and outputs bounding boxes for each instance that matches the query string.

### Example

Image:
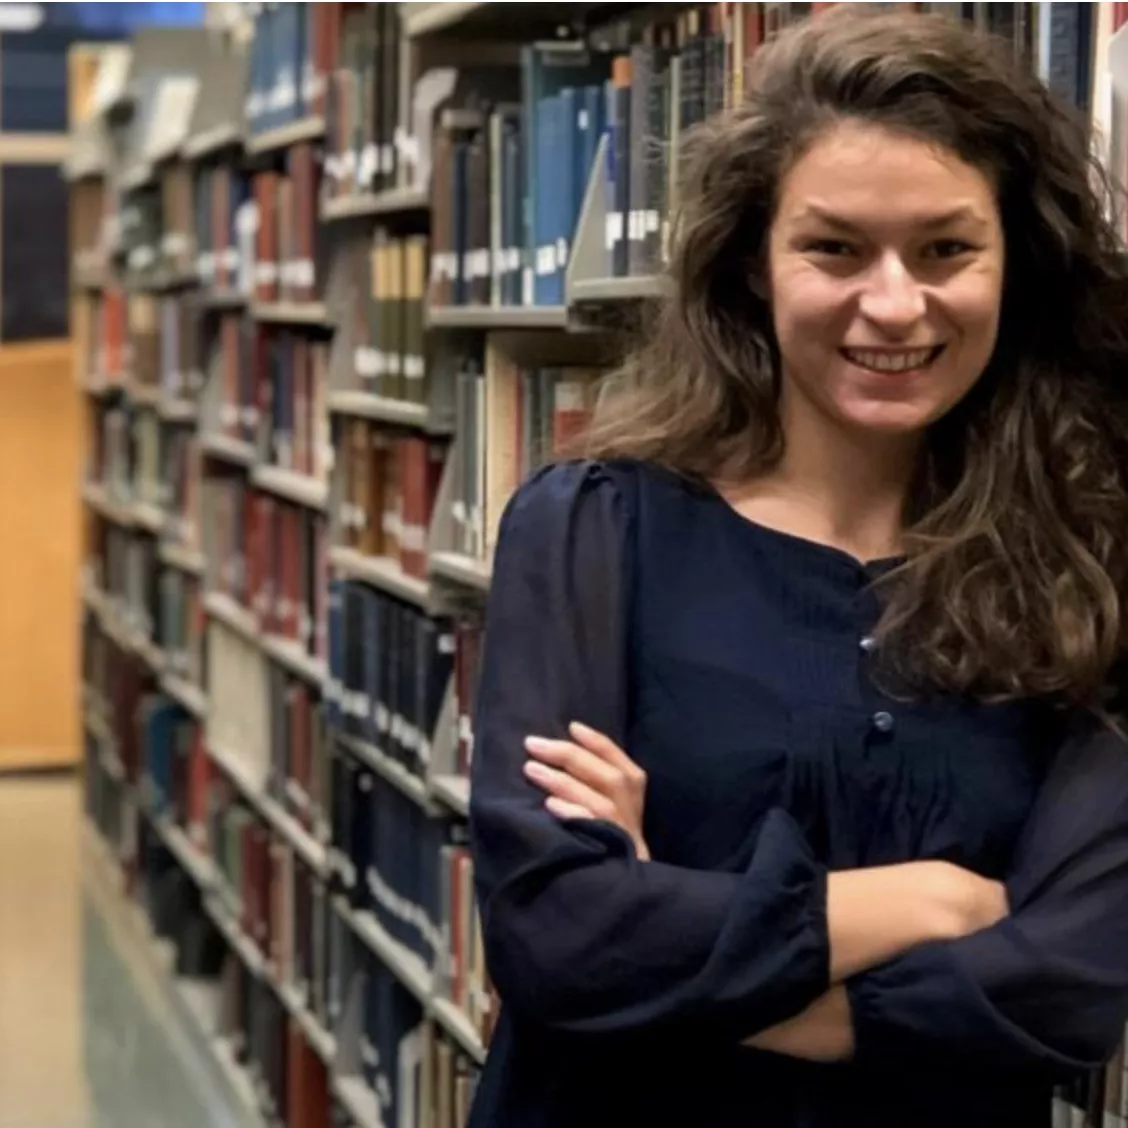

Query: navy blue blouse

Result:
[467,458,1128,1128]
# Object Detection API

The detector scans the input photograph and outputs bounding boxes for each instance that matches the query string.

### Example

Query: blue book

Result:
[520,43,613,306]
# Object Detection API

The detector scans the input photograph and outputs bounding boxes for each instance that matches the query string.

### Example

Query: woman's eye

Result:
[805,238,856,257]
[925,239,975,259]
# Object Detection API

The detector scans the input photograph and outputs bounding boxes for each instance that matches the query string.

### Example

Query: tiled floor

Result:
[0,776,251,1128]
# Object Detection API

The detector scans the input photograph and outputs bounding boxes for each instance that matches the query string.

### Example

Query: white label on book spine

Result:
[380,143,394,174]
[376,704,390,733]
[292,259,314,289]
[255,261,277,285]
[162,232,189,255]
[236,201,259,237]
[535,245,555,277]
[522,266,533,306]
[358,143,377,189]
[355,347,378,379]
[556,237,569,268]
[403,355,424,382]
[606,212,623,250]
[401,524,424,554]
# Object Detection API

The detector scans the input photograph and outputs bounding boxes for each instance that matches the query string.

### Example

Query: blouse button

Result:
[859,635,877,654]
[871,710,895,734]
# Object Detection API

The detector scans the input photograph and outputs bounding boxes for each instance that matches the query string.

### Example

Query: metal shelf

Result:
[183,122,243,161]
[425,304,567,330]
[204,591,260,643]
[430,773,470,819]
[570,275,668,303]
[159,539,205,575]
[253,300,332,327]
[337,733,431,812]
[326,390,430,429]
[245,115,325,156]
[321,185,429,222]
[261,633,328,687]
[201,433,257,467]
[429,550,492,593]
[207,741,329,876]
[329,547,430,608]
[161,672,207,717]
[251,465,329,510]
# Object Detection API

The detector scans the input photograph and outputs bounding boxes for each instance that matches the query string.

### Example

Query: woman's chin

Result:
[834,399,942,438]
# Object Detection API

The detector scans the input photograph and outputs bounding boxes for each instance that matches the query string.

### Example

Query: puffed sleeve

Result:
[468,459,830,1041]
[847,718,1128,1077]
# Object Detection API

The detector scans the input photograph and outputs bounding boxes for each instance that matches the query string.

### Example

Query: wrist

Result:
[912,860,976,942]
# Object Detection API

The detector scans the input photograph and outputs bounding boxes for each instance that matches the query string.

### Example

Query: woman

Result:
[468,8,1128,1128]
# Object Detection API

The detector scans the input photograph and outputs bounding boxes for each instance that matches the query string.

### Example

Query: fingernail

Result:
[524,735,548,752]
[523,761,548,780]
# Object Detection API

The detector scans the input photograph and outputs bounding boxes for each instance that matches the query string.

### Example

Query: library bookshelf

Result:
[69,4,1121,1128]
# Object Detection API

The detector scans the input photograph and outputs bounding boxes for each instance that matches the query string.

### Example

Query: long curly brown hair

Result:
[579,6,1128,713]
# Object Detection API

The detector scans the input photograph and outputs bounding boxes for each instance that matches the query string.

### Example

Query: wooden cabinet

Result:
[0,340,81,771]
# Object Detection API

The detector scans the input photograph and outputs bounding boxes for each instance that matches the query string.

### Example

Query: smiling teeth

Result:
[843,348,937,373]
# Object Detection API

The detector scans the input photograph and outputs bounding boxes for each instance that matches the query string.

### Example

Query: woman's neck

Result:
[720,399,921,564]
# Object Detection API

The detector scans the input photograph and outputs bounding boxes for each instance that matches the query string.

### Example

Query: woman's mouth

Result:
[839,345,946,374]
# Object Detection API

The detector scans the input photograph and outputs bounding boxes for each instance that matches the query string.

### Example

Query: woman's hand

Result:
[523,722,651,861]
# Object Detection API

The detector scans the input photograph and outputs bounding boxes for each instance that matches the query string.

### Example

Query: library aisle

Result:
[0,777,249,1128]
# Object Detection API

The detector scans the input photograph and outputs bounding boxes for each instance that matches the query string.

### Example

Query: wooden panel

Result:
[0,339,81,770]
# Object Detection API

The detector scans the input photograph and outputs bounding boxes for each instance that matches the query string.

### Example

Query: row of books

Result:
[202,472,330,662]
[253,144,321,306]
[194,163,254,295]
[336,423,445,581]
[119,186,164,283]
[159,163,197,279]
[161,429,202,553]
[326,582,453,783]
[452,352,604,564]
[200,769,488,1125]
[226,960,332,1128]
[323,4,401,199]
[331,761,450,976]
[85,288,130,382]
[210,316,333,477]
[89,405,138,503]
[260,330,333,482]
[141,700,203,827]
[88,588,488,1126]
[210,313,258,447]
[157,569,205,689]
[159,294,203,402]
[244,3,335,139]
[267,666,331,842]
[348,233,428,406]
[97,524,158,643]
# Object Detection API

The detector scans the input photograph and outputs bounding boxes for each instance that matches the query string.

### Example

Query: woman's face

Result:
[767,119,1005,442]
